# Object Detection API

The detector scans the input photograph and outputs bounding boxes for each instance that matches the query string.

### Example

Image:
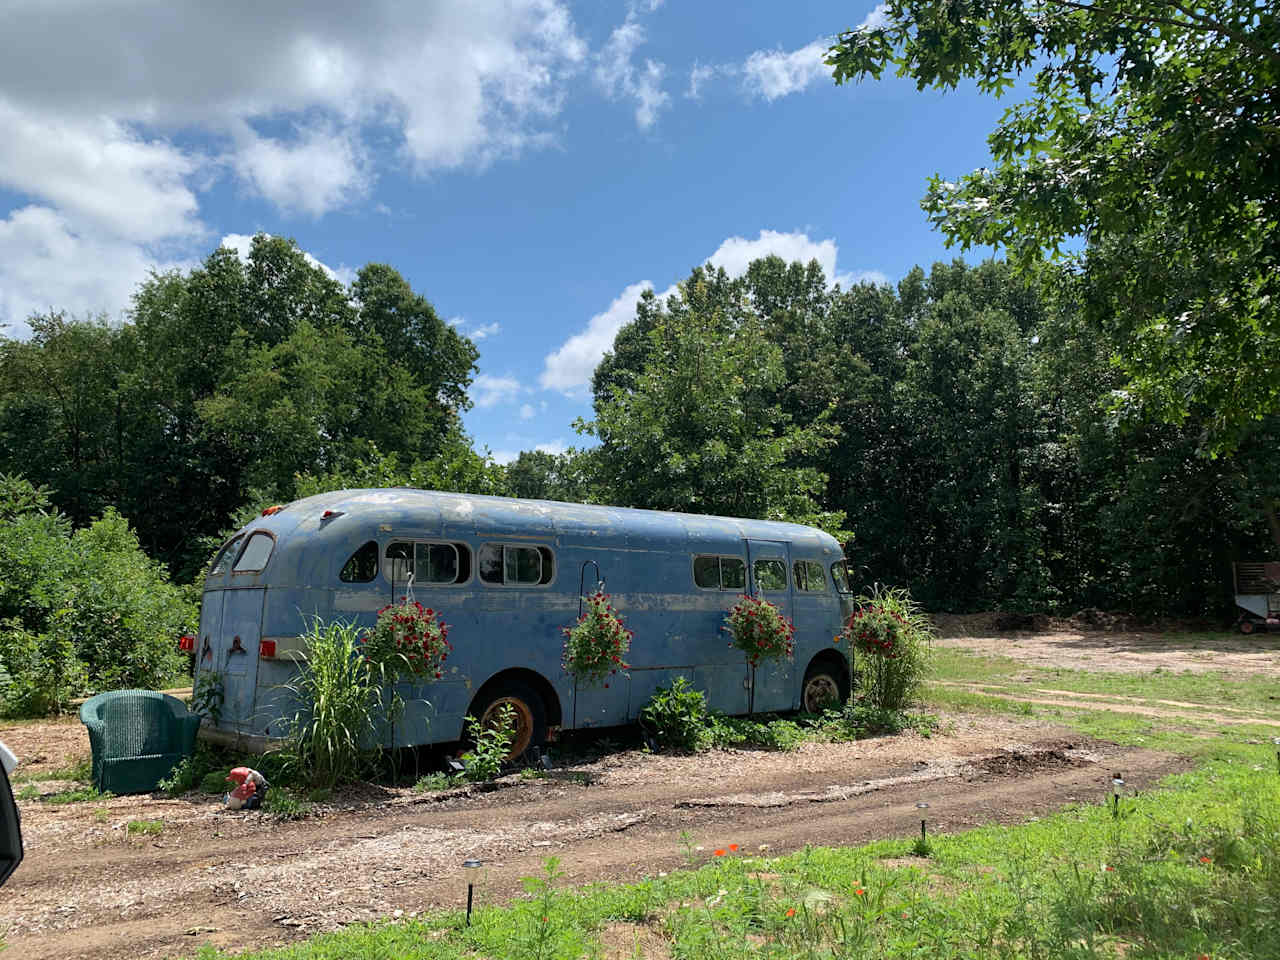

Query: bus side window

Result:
[479,543,553,586]
[387,542,414,584]
[693,555,746,590]
[794,560,827,592]
[693,556,720,588]
[340,541,379,582]
[720,557,746,590]
[387,541,472,585]
[753,559,787,592]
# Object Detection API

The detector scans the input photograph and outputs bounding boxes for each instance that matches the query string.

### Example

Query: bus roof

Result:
[245,488,842,556]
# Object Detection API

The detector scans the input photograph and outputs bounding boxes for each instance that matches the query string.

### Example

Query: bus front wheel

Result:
[473,682,546,761]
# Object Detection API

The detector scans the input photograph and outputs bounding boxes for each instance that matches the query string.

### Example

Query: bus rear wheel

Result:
[1239,619,1256,635]
[802,662,846,713]
[474,683,546,761]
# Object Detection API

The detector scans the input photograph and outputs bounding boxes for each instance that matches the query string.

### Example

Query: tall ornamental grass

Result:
[842,585,933,711]
[278,618,387,788]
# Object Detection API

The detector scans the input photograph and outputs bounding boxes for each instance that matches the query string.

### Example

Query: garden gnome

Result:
[224,766,269,810]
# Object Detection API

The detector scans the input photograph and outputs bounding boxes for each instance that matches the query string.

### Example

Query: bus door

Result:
[745,539,795,712]
[217,587,266,730]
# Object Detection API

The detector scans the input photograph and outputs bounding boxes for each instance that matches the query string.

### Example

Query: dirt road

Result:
[1,714,1183,960]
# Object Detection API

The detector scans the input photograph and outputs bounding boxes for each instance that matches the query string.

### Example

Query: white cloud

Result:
[0,206,190,337]
[687,62,718,100]
[0,1,588,328]
[231,121,371,218]
[519,403,536,420]
[219,233,355,286]
[536,440,568,456]
[491,450,521,466]
[595,10,670,129]
[707,230,840,281]
[471,374,523,409]
[859,4,891,31]
[540,230,887,393]
[0,98,203,244]
[539,280,668,392]
[741,8,886,102]
[470,322,502,341]
[742,40,830,101]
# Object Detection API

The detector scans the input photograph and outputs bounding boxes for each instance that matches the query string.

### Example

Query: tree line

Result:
[1,239,1275,618]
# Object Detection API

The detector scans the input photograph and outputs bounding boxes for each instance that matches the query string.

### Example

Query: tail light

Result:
[178,634,195,652]
[259,639,277,659]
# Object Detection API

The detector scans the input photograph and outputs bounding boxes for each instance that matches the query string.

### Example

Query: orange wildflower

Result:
[785,908,796,918]
[729,843,739,852]
[714,849,725,857]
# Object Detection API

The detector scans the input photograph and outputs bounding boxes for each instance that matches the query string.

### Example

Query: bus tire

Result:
[471,682,547,761]
[801,657,849,713]
[1239,619,1256,635]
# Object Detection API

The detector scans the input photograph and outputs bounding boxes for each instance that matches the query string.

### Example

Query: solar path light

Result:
[1112,774,1125,819]
[463,859,483,925]
[917,802,929,843]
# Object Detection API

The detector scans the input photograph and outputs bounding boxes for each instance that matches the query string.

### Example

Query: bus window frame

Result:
[231,531,277,575]
[691,554,747,591]
[477,541,556,588]
[383,540,473,587]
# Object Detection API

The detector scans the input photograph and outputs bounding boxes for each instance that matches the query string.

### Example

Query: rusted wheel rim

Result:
[1240,620,1255,635]
[481,696,535,758]
[803,674,840,713]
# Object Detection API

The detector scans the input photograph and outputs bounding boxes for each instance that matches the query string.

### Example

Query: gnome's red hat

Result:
[227,767,253,784]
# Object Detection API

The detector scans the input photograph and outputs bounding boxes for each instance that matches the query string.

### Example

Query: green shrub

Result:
[0,477,194,717]
[639,676,710,753]
[461,703,515,782]
[706,714,806,751]
[278,618,386,789]
[842,585,934,711]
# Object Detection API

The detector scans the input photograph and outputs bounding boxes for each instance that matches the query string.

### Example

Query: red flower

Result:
[728,843,738,851]
[714,849,725,857]
[785,908,795,918]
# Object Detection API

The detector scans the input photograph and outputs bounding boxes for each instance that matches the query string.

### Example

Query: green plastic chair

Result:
[79,690,201,794]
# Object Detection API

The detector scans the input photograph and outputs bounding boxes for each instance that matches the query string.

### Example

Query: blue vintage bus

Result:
[196,489,855,755]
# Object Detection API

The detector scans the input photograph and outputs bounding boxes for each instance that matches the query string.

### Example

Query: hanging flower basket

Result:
[562,591,632,688]
[724,594,795,667]
[362,598,452,681]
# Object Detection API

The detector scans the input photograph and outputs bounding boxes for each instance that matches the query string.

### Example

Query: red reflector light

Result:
[261,505,284,516]
[259,639,277,659]
[178,634,195,652]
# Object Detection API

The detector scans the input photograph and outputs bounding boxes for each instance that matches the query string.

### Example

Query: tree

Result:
[828,1,1279,451]
[580,279,846,536]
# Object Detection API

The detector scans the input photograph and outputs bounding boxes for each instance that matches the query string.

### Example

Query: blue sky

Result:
[0,1,1008,462]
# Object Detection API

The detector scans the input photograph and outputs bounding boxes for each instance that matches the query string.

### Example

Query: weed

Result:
[639,676,710,753]
[305,787,332,803]
[125,818,164,837]
[263,788,309,821]
[519,767,548,780]
[413,772,462,792]
[16,784,38,801]
[93,807,109,823]
[461,704,516,782]
[42,784,111,804]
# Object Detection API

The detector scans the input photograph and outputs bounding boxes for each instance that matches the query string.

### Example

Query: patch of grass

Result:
[16,783,38,801]
[125,818,164,837]
[42,784,112,804]
[413,772,463,793]
[11,754,92,784]
[186,750,1280,960]
[262,788,309,821]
